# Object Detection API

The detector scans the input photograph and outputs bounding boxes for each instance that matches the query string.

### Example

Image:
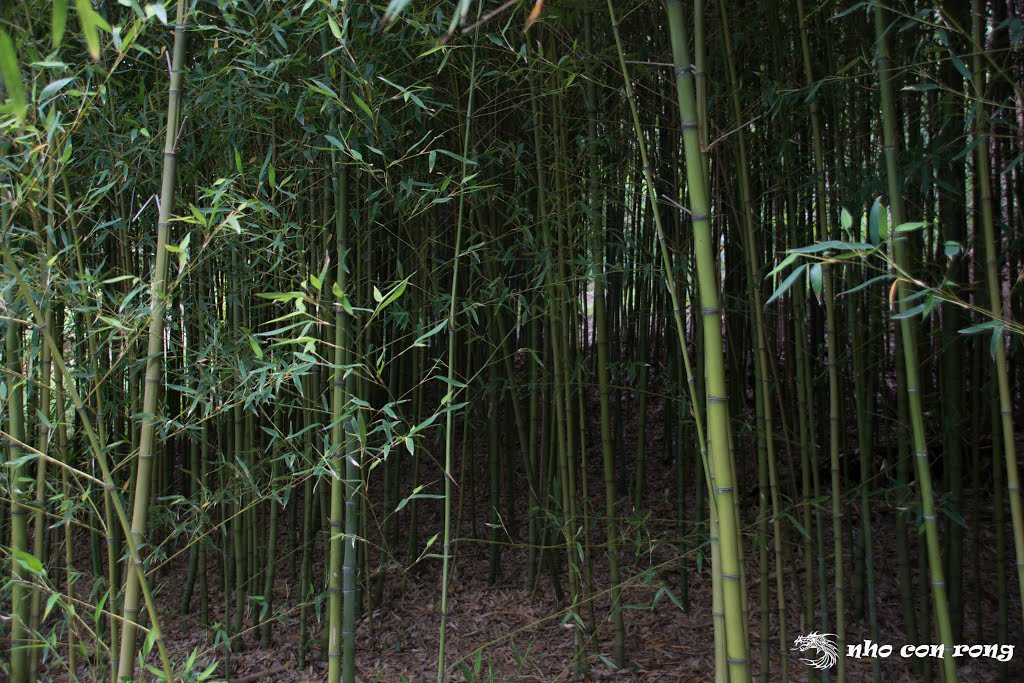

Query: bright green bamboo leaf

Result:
[326,14,342,42]
[76,0,109,60]
[435,148,477,166]
[0,30,26,122]
[374,278,408,314]
[840,207,852,230]
[14,549,45,577]
[53,0,69,47]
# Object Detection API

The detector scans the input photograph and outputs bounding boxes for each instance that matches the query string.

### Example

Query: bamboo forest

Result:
[2,0,1024,681]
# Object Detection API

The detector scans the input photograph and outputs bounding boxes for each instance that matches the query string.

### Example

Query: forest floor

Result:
[42,382,1024,682]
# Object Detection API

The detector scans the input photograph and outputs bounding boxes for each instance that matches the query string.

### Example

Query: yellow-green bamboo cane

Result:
[970,0,1024,625]
[438,6,482,679]
[1,244,174,683]
[873,6,957,682]
[610,2,748,680]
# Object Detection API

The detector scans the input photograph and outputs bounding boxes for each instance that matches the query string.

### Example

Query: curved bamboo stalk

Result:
[117,2,188,677]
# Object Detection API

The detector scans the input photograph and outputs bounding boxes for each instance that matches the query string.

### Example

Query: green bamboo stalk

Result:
[437,8,482,680]
[2,244,175,682]
[326,38,353,681]
[659,4,749,681]
[715,2,789,677]
[873,6,957,682]
[583,14,630,664]
[6,307,29,683]
[970,0,1024,626]
[28,175,56,683]
[117,2,188,676]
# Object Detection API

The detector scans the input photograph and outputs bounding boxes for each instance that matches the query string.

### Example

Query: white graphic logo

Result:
[793,632,839,670]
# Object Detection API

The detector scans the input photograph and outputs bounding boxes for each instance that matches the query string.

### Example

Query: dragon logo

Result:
[792,632,840,670]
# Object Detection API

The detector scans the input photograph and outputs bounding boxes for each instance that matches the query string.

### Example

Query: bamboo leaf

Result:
[0,30,26,122]
[351,92,374,121]
[892,303,926,320]
[14,549,45,577]
[840,207,852,230]
[766,251,800,279]
[841,273,893,296]
[414,319,447,346]
[145,3,168,24]
[868,196,885,245]
[789,240,874,254]
[76,0,110,60]
[248,335,264,360]
[808,263,823,301]
[893,221,927,233]
[53,0,69,47]
[765,264,806,305]
[383,0,415,24]
[326,14,342,42]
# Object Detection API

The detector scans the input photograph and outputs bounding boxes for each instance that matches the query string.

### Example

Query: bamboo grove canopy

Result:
[0,0,1023,682]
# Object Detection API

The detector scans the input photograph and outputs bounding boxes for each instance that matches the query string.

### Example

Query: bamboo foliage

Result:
[0,2,1022,683]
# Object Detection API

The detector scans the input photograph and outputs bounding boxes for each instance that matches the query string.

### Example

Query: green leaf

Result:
[892,303,926,320]
[841,273,894,296]
[894,221,927,233]
[76,0,110,60]
[326,14,343,42]
[789,240,874,254]
[944,240,962,260]
[351,92,374,121]
[958,321,1001,335]
[14,549,45,577]
[53,0,69,47]
[868,196,886,246]
[44,592,61,621]
[766,264,806,305]
[40,76,74,100]
[766,251,800,279]
[435,148,477,166]
[0,30,26,122]
[145,3,168,24]
[374,278,408,314]
[947,50,971,82]
[990,327,1003,359]
[414,319,447,346]
[248,335,264,360]
[840,207,852,230]
[808,263,823,301]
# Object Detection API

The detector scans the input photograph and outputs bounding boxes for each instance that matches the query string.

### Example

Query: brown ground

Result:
[37,379,1024,682]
